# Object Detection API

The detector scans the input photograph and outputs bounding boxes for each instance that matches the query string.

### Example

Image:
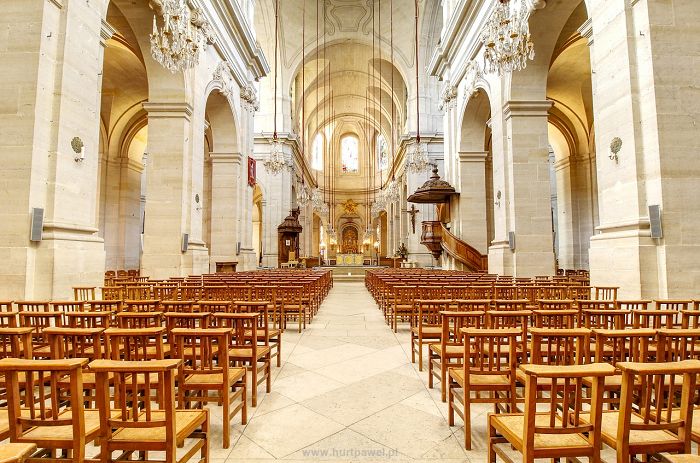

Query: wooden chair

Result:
[172,328,246,448]
[197,301,232,316]
[44,327,105,407]
[486,310,530,364]
[632,308,679,330]
[594,360,700,462]
[164,312,210,358]
[72,286,96,301]
[488,362,614,463]
[235,301,281,368]
[115,311,164,329]
[122,300,160,312]
[63,310,113,329]
[532,308,578,328]
[595,286,619,301]
[103,327,167,406]
[0,309,19,328]
[17,311,63,359]
[411,300,450,371]
[589,328,656,407]
[91,358,209,463]
[492,300,528,311]
[213,312,271,407]
[50,302,84,313]
[449,328,519,449]
[0,358,101,462]
[0,443,36,463]
[160,300,196,313]
[278,286,306,333]
[428,310,484,402]
[390,286,417,332]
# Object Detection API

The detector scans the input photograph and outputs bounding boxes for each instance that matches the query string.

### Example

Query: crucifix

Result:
[404,205,420,234]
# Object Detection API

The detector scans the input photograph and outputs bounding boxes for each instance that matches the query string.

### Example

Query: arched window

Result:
[341,135,359,173]
[377,134,388,170]
[311,133,323,170]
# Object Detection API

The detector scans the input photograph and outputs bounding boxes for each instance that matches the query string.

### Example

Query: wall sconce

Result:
[609,137,622,163]
[495,190,502,207]
[194,194,202,212]
[71,137,85,163]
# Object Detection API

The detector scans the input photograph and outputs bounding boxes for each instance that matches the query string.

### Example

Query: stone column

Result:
[553,156,574,270]
[0,0,107,299]
[501,100,556,277]
[457,151,489,255]
[209,152,242,272]
[588,0,700,298]
[141,102,203,279]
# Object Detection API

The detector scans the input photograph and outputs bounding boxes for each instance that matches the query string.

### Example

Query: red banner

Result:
[247,157,256,187]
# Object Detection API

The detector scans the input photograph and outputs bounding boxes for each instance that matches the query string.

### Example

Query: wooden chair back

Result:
[115,311,164,329]
[656,328,700,362]
[595,286,619,301]
[160,300,195,313]
[616,360,700,461]
[15,302,49,313]
[198,300,232,315]
[529,328,590,366]
[0,328,33,360]
[632,309,678,329]
[63,311,113,329]
[533,309,578,328]
[73,286,96,301]
[519,363,615,461]
[580,308,629,330]
[90,359,199,463]
[123,300,160,312]
[0,358,93,459]
[104,327,166,361]
[493,299,528,311]
[50,301,84,313]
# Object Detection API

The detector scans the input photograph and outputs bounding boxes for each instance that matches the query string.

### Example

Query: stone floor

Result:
[212,281,487,463]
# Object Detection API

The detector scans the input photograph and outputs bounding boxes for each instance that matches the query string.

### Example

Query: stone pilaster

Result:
[209,152,242,271]
[501,100,556,277]
[141,102,205,279]
[457,151,488,254]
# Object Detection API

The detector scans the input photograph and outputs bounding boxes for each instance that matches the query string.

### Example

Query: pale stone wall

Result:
[0,0,265,298]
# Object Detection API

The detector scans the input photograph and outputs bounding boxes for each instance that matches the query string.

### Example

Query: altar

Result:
[336,254,364,266]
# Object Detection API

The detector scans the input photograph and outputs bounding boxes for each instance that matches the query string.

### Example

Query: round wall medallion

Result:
[610,137,622,154]
[71,137,84,154]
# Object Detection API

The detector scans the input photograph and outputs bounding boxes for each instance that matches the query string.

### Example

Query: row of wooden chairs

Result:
[0,357,210,463]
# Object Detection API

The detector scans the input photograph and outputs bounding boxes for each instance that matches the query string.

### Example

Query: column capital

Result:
[458,151,488,162]
[142,102,193,121]
[209,152,243,164]
[577,18,593,46]
[100,19,116,46]
[503,100,553,120]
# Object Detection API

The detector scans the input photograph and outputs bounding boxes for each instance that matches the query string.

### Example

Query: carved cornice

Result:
[503,100,553,120]
[209,152,243,164]
[142,102,194,120]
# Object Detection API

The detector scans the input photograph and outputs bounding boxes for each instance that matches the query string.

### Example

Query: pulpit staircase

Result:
[421,221,488,272]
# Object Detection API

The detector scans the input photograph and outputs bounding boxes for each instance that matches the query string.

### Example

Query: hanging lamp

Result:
[264,0,287,175]
[405,0,430,173]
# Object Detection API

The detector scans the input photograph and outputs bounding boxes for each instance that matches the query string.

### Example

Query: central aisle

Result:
[219,281,483,462]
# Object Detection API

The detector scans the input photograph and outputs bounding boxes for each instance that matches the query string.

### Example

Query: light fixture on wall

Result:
[149,0,213,73]
[405,0,430,173]
[481,0,535,76]
[71,137,85,163]
[609,137,622,163]
[263,0,287,175]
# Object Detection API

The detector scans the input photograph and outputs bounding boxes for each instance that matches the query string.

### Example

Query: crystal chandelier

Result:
[326,227,337,245]
[296,181,311,207]
[406,141,430,173]
[150,0,203,73]
[371,197,386,218]
[383,179,401,204]
[481,0,535,76]
[263,140,287,175]
[311,188,328,215]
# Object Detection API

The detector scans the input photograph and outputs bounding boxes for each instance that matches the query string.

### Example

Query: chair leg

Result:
[488,418,497,463]
[241,373,248,424]
[222,388,231,448]
[277,338,282,367]
[266,358,271,392]
[448,385,455,426]
[464,389,472,450]
[418,339,424,372]
[251,360,258,407]
[441,361,448,402]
